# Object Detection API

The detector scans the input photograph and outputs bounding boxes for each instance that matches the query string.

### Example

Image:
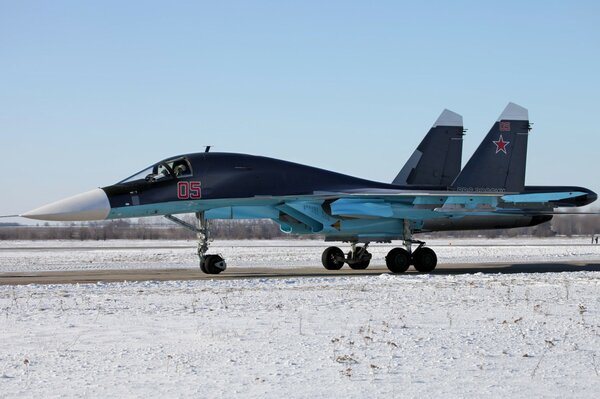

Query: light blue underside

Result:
[502,192,587,203]
[106,191,567,239]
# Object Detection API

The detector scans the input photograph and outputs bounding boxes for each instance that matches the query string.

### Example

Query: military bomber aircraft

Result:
[15,103,597,274]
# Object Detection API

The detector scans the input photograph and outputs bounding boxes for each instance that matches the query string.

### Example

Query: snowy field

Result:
[2,238,600,398]
[2,273,600,397]
[1,237,600,272]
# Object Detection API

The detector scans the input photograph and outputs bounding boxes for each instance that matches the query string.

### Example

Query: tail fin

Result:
[451,102,530,193]
[392,109,464,186]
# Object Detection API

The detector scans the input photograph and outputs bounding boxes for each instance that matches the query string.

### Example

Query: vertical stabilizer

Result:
[451,102,530,193]
[393,109,464,186]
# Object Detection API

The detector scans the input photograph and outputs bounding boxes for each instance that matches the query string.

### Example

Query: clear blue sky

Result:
[1,0,599,220]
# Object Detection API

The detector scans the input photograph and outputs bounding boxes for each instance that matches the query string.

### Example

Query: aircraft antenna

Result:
[205,146,211,153]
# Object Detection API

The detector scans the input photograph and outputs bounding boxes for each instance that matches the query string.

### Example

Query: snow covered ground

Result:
[1,238,600,397]
[2,272,600,397]
[1,237,600,272]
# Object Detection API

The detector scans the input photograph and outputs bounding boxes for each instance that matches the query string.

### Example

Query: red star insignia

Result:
[493,134,509,154]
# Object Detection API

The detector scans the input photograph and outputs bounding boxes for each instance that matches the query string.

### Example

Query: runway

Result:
[2,261,600,285]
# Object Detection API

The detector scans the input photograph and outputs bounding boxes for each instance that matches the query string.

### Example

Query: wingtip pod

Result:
[433,109,463,127]
[498,102,528,121]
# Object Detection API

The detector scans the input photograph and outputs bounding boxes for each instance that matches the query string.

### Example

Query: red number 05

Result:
[177,181,202,199]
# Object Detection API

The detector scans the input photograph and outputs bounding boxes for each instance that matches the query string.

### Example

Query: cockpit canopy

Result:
[118,157,193,184]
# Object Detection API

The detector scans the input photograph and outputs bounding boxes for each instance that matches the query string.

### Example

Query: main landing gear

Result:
[321,240,437,274]
[385,240,437,274]
[164,212,226,275]
[321,243,372,270]
[383,221,437,273]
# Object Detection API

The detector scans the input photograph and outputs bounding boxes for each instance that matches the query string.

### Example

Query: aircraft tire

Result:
[200,260,208,273]
[347,247,371,270]
[203,254,226,274]
[386,248,411,273]
[412,247,437,273]
[348,259,370,270]
[321,247,345,270]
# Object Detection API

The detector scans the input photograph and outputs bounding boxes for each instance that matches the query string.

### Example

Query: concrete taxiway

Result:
[1,261,600,285]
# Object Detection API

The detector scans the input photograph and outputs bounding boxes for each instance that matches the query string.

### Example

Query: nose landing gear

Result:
[164,212,227,274]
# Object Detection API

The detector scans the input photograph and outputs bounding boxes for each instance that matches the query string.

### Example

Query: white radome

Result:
[21,188,110,221]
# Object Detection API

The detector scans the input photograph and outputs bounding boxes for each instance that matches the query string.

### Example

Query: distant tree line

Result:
[0,214,598,240]
[0,219,288,241]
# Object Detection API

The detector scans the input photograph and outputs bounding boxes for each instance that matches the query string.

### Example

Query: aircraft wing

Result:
[224,187,596,239]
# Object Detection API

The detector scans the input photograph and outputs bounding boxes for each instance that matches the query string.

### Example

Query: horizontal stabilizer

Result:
[502,192,589,203]
[496,210,600,216]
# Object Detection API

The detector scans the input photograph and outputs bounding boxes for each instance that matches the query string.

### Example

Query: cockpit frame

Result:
[118,156,194,184]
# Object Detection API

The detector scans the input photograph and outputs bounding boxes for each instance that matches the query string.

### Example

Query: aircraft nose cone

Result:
[21,188,111,221]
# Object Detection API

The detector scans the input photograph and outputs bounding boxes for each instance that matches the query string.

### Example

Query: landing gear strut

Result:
[195,212,226,274]
[164,212,226,274]
[347,243,372,270]
[321,242,372,270]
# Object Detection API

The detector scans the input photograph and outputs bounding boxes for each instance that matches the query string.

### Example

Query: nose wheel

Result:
[201,254,227,274]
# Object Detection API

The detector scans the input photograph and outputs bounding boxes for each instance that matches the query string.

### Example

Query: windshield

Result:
[117,157,193,184]
[118,165,154,184]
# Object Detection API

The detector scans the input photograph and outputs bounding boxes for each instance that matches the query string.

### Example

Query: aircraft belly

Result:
[107,198,284,219]
[205,206,279,220]
[421,215,547,231]
[108,201,202,219]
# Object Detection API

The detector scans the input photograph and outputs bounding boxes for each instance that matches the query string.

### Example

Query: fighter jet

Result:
[17,103,597,274]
